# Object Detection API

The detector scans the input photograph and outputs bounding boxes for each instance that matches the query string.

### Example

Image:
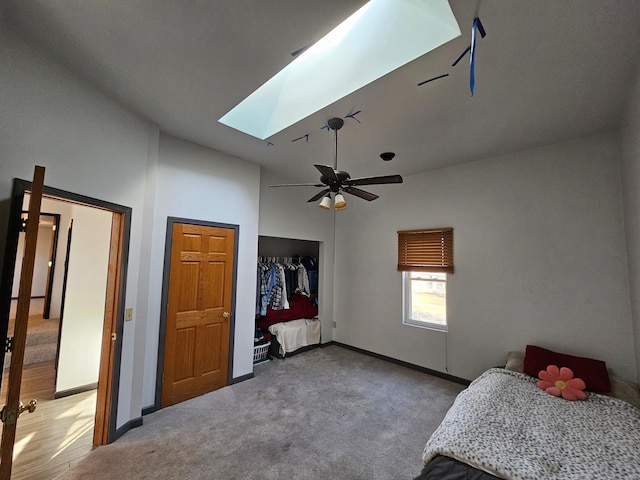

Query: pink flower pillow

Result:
[537,365,587,401]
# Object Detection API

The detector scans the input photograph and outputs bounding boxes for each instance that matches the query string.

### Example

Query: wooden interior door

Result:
[0,166,45,477]
[161,223,234,407]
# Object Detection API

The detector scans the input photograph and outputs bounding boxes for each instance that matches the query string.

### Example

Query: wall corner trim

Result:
[113,416,144,442]
[231,372,254,385]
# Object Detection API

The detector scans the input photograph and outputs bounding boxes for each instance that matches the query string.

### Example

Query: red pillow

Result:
[523,345,611,393]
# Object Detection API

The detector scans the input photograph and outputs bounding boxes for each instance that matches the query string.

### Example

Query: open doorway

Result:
[0,179,131,478]
[12,212,60,320]
[7,211,61,373]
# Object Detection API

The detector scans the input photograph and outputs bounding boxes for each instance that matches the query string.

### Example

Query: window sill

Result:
[403,321,447,333]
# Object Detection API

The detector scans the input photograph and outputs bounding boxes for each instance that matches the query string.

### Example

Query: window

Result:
[398,228,453,331]
[218,0,460,139]
[403,271,447,330]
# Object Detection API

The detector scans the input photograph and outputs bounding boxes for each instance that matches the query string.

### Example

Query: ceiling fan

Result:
[269,117,403,209]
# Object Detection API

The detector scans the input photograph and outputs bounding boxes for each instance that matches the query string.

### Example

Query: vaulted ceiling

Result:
[4,0,640,182]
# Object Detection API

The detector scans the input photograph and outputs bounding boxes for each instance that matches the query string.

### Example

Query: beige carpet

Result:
[54,345,465,480]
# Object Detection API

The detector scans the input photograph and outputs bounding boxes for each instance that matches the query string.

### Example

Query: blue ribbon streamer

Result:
[470,17,486,96]
[470,17,478,95]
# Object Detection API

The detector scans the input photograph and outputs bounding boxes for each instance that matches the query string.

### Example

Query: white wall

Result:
[39,198,73,320]
[258,169,336,343]
[334,133,637,382]
[1,23,266,426]
[56,205,112,393]
[2,12,637,434]
[620,62,640,384]
[140,133,261,408]
[12,196,73,315]
[12,224,51,298]
[0,24,152,428]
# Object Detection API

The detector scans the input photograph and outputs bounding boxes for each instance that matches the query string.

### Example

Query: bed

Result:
[415,346,640,480]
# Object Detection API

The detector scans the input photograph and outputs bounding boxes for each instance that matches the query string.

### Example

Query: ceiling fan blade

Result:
[270,183,324,187]
[314,164,339,183]
[307,189,331,203]
[344,174,403,186]
[343,186,379,201]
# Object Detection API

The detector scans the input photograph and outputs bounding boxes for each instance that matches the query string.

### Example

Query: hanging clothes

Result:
[256,256,314,314]
[270,263,289,311]
[295,264,310,297]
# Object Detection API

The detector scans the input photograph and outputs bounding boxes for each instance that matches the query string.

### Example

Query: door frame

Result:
[41,212,61,320]
[0,178,131,444]
[151,216,239,412]
[15,211,61,320]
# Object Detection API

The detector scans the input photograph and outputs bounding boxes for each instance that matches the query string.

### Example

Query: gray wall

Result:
[621,62,640,385]
[139,133,260,409]
[333,132,637,383]
[1,24,262,427]
[2,11,639,434]
[14,197,73,319]
[12,223,51,298]
[0,23,151,427]
[258,169,336,344]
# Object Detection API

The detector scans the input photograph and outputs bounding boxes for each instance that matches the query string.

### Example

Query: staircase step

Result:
[5,343,57,367]
[26,330,58,347]
[24,343,57,365]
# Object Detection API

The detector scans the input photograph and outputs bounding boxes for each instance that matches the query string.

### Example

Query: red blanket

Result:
[257,293,318,330]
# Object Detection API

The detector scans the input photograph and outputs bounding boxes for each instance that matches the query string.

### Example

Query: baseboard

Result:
[331,341,470,386]
[142,373,254,416]
[142,405,157,416]
[53,382,98,399]
[113,416,143,441]
[231,372,254,384]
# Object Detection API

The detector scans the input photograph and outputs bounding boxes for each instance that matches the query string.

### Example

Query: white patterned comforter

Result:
[423,368,640,480]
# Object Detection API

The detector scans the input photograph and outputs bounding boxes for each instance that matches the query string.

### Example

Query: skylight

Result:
[219,0,460,140]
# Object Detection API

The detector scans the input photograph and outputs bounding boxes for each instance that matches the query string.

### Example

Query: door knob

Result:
[223,312,231,318]
[0,399,37,425]
[19,399,37,416]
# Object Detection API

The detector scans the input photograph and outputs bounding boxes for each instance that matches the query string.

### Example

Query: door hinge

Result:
[4,337,13,353]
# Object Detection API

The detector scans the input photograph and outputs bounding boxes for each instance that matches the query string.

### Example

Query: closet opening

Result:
[256,236,321,361]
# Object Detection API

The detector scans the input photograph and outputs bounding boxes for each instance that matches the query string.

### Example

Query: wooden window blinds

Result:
[397,228,454,273]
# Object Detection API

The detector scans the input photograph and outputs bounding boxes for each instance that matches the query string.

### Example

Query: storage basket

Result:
[253,342,270,364]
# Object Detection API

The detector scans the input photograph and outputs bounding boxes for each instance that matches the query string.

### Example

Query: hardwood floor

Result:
[2,299,96,479]
[1,362,97,479]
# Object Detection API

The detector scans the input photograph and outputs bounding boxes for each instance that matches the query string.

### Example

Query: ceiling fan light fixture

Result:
[272,118,403,206]
[319,195,332,210]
